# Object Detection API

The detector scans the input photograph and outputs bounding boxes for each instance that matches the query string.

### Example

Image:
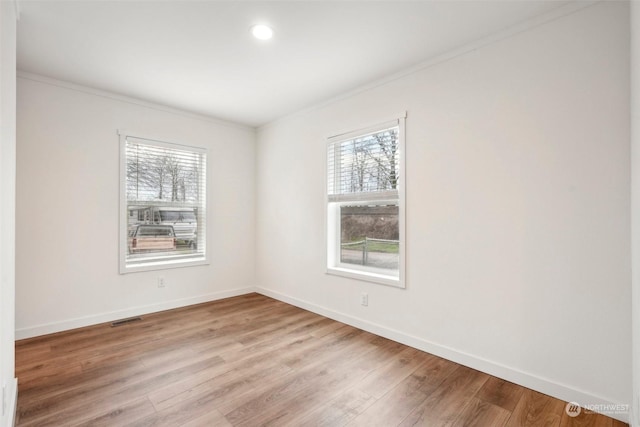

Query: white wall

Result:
[631,1,639,425]
[15,75,256,338]
[0,1,17,426]
[256,1,631,420]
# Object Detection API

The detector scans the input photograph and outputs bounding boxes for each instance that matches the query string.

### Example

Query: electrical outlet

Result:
[157,276,165,288]
[360,293,368,307]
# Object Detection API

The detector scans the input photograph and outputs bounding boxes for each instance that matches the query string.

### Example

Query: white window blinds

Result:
[327,122,400,202]
[125,137,205,206]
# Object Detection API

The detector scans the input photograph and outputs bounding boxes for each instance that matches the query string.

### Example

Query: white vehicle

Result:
[128,206,197,248]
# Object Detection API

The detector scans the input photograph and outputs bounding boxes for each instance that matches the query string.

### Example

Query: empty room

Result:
[1,0,638,426]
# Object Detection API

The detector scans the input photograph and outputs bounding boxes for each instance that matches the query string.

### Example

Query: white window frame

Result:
[325,113,406,288]
[118,130,209,274]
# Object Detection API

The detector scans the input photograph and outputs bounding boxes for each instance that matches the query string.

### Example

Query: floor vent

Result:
[111,317,142,327]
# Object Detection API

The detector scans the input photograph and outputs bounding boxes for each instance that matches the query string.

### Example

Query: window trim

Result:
[325,113,406,288]
[118,130,209,274]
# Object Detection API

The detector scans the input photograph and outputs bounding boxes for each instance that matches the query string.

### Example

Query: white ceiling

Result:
[17,1,569,127]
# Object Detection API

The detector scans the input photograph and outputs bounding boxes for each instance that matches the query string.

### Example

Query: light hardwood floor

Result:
[15,293,627,426]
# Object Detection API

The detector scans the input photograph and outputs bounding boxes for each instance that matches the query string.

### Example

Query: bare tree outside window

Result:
[335,128,399,196]
[126,145,201,204]
[373,129,398,190]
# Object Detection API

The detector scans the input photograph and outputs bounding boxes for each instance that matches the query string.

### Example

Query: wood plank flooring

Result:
[15,293,628,426]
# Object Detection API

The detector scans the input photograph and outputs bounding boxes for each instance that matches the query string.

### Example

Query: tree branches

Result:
[344,128,398,194]
[126,144,201,203]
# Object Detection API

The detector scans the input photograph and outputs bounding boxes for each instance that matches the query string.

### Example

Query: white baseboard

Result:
[256,287,629,424]
[15,287,257,340]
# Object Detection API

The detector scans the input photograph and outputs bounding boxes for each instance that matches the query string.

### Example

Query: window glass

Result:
[326,116,405,287]
[340,204,399,272]
[120,133,207,273]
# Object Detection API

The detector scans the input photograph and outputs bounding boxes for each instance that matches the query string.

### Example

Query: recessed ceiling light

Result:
[251,24,273,41]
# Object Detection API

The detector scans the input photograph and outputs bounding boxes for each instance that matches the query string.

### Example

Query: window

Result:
[326,114,406,287]
[119,131,207,273]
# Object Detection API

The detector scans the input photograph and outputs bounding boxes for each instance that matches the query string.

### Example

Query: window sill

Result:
[120,257,208,274]
[326,266,404,288]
